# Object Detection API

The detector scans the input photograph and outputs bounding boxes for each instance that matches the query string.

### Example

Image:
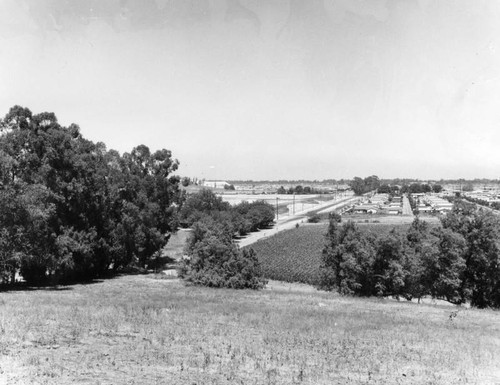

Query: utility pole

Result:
[293,194,295,215]
[276,196,279,221]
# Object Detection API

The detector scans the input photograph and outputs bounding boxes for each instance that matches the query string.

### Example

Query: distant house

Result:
[435,203,453,212]
[203,180,230,189]
[386,207,402,215]
[353,205,378,214]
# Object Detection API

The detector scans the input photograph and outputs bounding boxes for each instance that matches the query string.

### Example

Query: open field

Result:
[342,214,441,225]
[1,274,499,384]
[220,193,327,206]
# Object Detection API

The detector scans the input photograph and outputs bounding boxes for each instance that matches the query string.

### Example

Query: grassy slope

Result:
[1,275,499,384]
[248,222,414,285]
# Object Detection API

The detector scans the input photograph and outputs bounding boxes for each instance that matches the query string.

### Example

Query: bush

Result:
[307,214,321,223]
[329,211,342,223]
[179,220,267,289]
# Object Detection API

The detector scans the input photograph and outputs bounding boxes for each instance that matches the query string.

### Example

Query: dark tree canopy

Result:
[319,203,500,308]
[0,106,182,285]
[350,175,380,196]
[179,189,275,236]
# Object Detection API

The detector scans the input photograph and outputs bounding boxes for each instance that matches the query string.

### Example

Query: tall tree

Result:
[320,220,375,295]
[0,106,181,284]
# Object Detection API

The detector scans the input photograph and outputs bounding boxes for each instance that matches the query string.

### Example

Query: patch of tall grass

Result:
[0,275,499,384]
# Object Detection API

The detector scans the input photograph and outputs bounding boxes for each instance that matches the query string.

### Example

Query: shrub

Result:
[179,220,267,289]
[307,214,321,223]
[329,211,342,223]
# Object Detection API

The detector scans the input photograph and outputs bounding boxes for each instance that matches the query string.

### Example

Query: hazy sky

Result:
[1,0,500,180]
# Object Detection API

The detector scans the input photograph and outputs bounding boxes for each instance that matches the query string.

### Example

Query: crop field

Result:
[247,222,419,285]
[248,223,368,285]
[1,274,499,384]
[246,224,327,285]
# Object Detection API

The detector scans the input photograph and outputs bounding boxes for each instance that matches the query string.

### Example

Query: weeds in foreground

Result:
[0,275,499,384]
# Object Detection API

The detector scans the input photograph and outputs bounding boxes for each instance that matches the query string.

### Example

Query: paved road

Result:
[402,195,414,216]
[237,196,359,248]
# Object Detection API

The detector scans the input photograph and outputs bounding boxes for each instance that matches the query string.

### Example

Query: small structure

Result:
[392,196,403,203]
[203,180,230,189]
[386,207,402,215]
[353,204,378,214]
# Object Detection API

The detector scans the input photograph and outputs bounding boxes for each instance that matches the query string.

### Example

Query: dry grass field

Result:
[1,274,500,384]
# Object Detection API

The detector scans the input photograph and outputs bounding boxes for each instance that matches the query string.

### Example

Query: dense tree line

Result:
[377,184,399,194]
[400,183,443,194]
[276,185,331,194]
[0,106,182,285]
[320,201,500,308]
[179,189,275,236]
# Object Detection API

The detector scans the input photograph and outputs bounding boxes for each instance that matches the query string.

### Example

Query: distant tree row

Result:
[377,184,399,194]
[320,201,500,308]
[0,106,182,285]
[377,183,443,195]
[350,175,380,196]
[401,183,443,194]
[276,185,330,195]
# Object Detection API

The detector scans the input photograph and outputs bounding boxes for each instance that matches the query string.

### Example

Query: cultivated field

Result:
[246,224,326,285]
[247,221,424,285]
[1,275,499,384]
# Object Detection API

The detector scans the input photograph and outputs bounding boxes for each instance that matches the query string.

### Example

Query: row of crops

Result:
[246,222,412,285]
[246,224,327,285]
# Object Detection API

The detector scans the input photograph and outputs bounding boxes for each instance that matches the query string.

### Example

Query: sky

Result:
[1,0,500,181]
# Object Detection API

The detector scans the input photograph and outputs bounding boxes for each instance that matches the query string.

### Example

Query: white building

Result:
[203,180,230,189]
